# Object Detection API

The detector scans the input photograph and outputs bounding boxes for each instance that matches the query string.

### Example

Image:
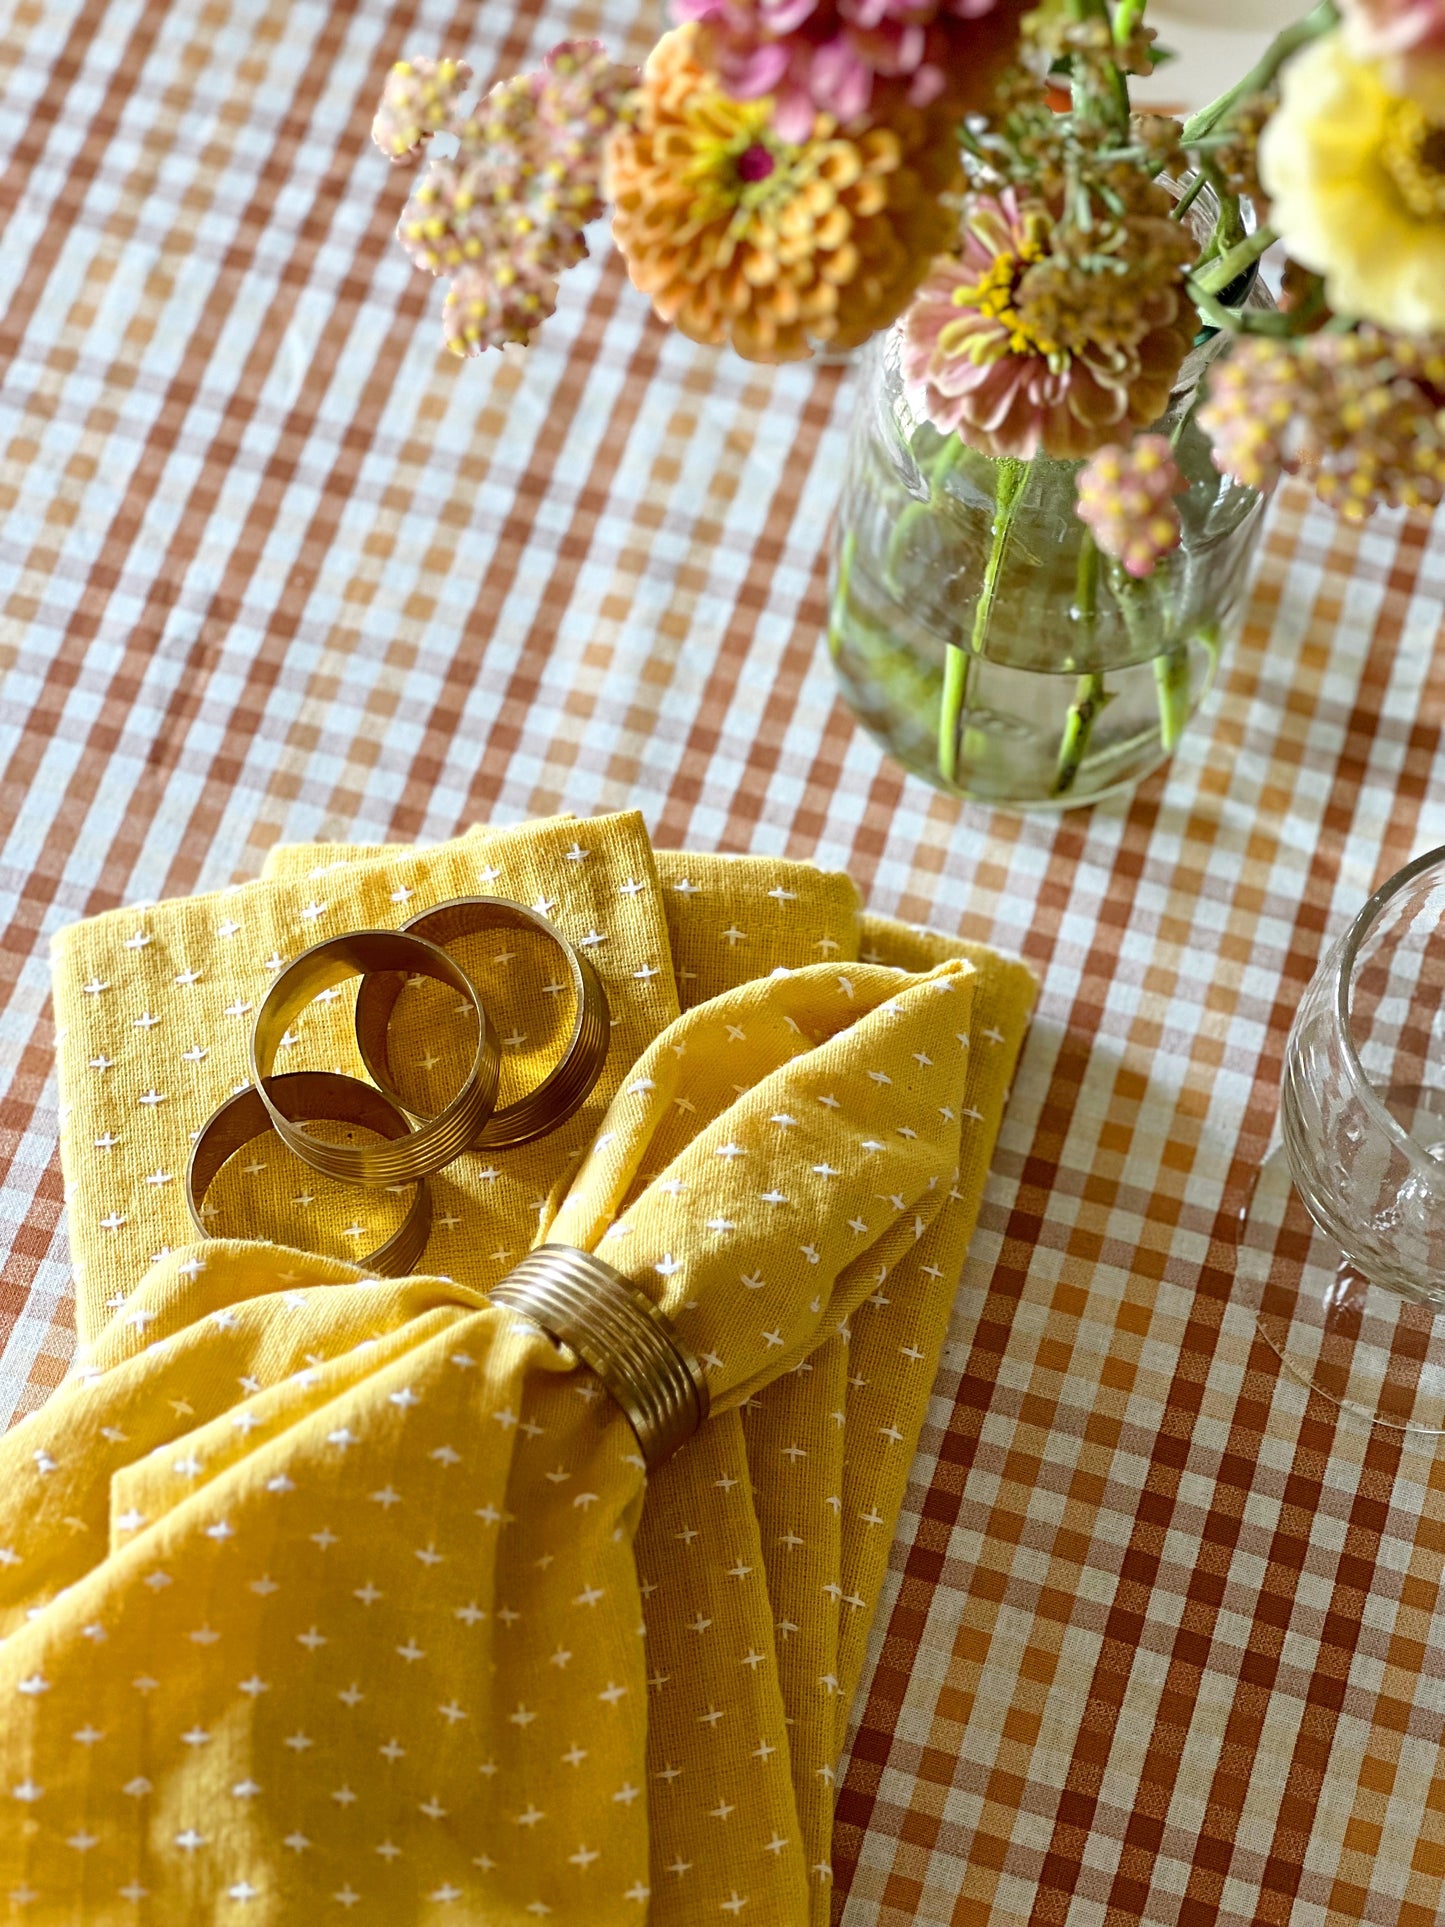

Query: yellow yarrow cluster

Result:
[606,25,961,362]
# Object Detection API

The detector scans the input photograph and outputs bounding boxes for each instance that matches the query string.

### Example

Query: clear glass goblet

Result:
[1236,845,1445,1429]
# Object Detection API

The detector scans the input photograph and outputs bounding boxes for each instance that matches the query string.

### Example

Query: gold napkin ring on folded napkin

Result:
[252,931,499,1185]
[187,1070,433,1277]
[489,1245,710,1470]
[353,898,610,1149]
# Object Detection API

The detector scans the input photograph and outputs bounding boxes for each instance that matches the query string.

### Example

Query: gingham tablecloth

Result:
[5,2,1445,1922]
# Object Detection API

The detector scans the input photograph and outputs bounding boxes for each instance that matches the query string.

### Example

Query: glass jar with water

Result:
[827,301,1270,810]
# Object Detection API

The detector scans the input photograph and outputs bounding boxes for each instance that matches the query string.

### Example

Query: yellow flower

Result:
[1261,30,1445,334]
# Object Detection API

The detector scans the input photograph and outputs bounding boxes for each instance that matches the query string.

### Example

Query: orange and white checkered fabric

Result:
[4,0,1445,1921]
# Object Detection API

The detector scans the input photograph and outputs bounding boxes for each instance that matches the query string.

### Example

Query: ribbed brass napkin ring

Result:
[354,897,610,1148]
[187,1070,433,1277]
[489,1245,709,1470]
[252,931,499,1185]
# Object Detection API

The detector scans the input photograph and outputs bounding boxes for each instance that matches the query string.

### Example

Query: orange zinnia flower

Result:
[607,24,960,362]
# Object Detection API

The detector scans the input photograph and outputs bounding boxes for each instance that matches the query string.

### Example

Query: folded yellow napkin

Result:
[1,811,1032,1920]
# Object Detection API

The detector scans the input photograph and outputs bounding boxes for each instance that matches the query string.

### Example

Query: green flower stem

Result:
[884,435,966,595]
[1074,529,1100,625]
[1181,159,1245,298]
[1196,620,1222,685]
[1193,223,1278,295]
[1169,171,1210,224]
[1188,280,1246,333]
[1109,556,1163,652]
[1104,556,1196,753]
[1051,532,1108,796]
[1153,646,1192,751]
[1053,673,1114,796]
[1209,176,1248,259]
[827,528,856,663]
[938,456,1029,787]
[938,644,971,786]
[1189,278,1304,335]
[1180,0,1337,144]
[838,600,946,731]
[1066,0,1129,132]
[1111,0,1147,44]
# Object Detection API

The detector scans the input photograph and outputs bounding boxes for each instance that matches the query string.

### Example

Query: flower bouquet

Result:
[372,0,1445,807]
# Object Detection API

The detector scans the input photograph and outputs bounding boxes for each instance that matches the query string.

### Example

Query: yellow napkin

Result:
[0,811,1033,1920]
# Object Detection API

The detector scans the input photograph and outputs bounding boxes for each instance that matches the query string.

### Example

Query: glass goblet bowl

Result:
[1236,845,1445,1431]
[1282,844,1445,1305]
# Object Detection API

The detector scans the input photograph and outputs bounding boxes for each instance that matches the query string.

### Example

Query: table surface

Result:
[6,3,1445,1923]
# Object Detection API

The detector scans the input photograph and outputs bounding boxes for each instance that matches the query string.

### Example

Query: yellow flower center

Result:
[726,134,795,209]
[676,112,809,247]
[954,242,1060,358]
[1383,97,1445,219]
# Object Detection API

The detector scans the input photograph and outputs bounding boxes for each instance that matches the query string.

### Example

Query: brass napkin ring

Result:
[252,931,499,1184]
[187,1070,432,1277]
[353,897,610,1149]
[489,1245,709,1470]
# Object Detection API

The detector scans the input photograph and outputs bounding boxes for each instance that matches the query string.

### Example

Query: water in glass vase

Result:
[827,331,1266,810]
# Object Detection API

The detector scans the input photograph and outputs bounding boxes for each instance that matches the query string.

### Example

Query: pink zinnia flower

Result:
[1075,437,1187,578]
[900,192,1195,462]
[674,0,1025,139]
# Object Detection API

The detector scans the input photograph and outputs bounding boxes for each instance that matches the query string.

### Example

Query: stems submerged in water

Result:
[937,455,1029,786]
[1054,672,1114,795]
[1153,646,1191,750]
[825,342,1256,805]
[1107,557,1201,753]
[1052,531,1112,796]
[933,484,1200,797]
[828,529,855,664]
[1074,532,1100,625]
[938,645,970,784]
[883,435,965,596]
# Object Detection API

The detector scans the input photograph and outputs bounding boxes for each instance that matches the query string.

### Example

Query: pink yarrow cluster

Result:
[673,0,1001,140]
[1198,329,1445,520]
[372,56,474,163]
[373,42,637,356]
[1075,437,1187,578]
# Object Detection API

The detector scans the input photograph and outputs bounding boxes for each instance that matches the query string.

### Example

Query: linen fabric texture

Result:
[1,810,1033,1921]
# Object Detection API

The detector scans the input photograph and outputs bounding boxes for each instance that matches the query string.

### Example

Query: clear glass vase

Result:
[827,320,1268,810]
